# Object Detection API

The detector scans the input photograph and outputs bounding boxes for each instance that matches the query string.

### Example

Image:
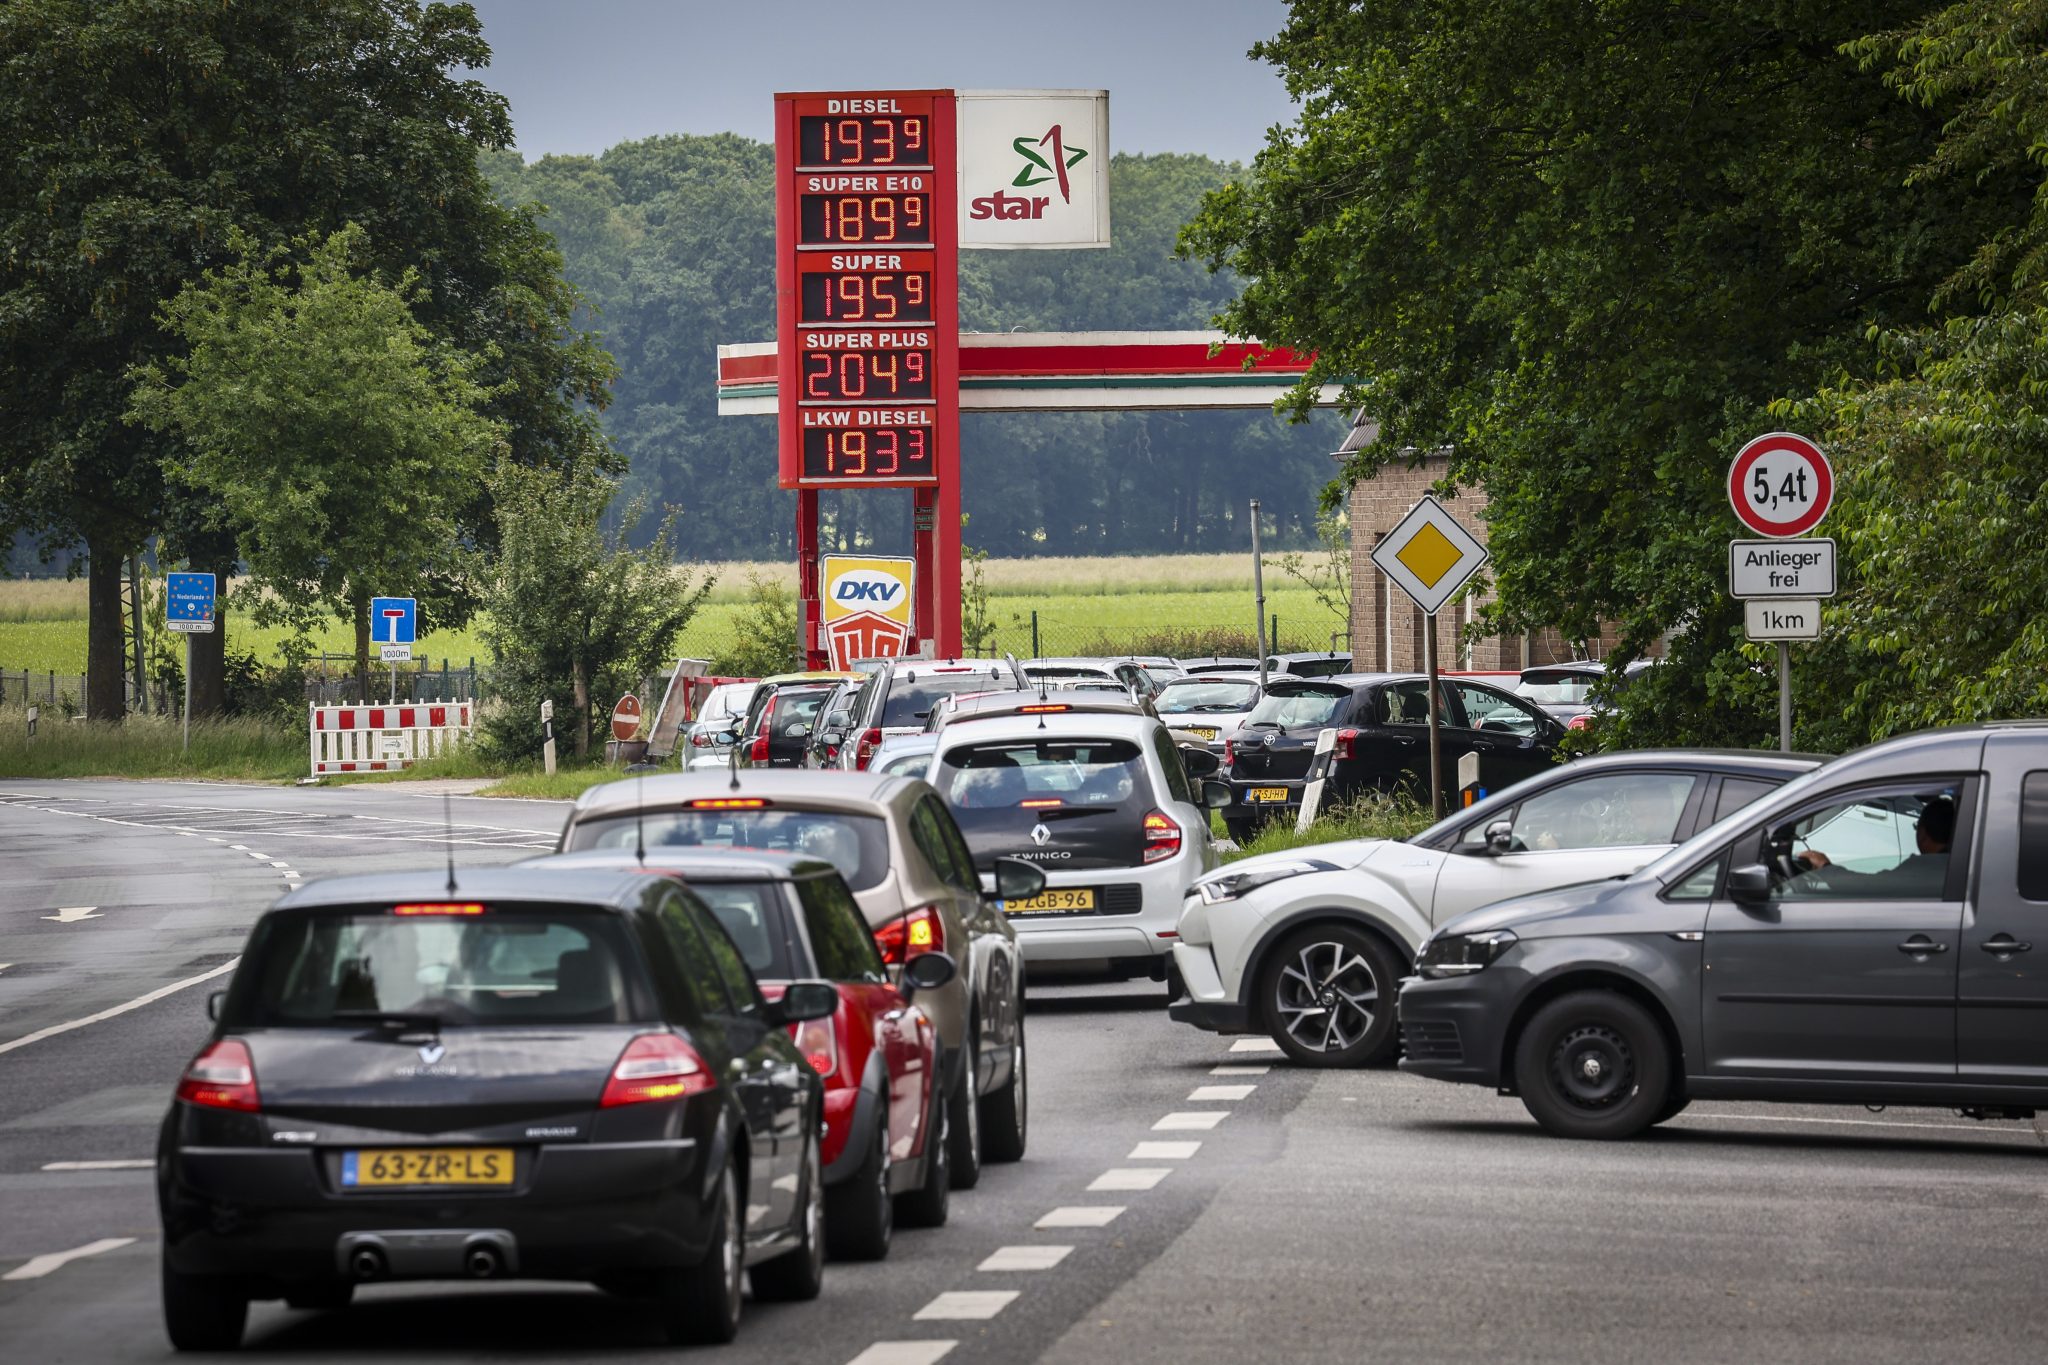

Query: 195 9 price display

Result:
[801,425,934,481]
[800,348,932,401]
[801,270,932,323]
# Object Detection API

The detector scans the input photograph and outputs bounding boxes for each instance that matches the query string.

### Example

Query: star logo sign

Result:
[1010,124,1087,204]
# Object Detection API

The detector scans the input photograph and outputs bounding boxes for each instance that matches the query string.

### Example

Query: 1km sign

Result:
[1728,432,1833,538]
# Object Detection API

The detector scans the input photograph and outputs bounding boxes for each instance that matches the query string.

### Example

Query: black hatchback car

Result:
[156,868,838,1351]
[1221,672,1565,842]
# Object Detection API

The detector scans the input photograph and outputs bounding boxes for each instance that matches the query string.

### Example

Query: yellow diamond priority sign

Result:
[1370,494,1489,615]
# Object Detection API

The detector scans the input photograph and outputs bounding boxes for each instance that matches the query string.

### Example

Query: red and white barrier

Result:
[310,703,473,776]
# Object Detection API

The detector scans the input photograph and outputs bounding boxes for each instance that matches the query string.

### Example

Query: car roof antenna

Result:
[635,772,647,867]
[443,792,459,895]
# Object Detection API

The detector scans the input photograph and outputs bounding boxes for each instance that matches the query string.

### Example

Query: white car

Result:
[1152,673,1262,755]
[1168,750,1820,1065]
[683,681,758,770]
[928,702,1227,980]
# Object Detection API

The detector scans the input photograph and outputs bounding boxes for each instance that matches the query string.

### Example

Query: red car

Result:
[532,849,954,1261]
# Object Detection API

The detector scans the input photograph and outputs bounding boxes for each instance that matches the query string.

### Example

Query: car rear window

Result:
[1157,679,1258,713]
[563,808,893,892]
[1518,671,1597,705]
[938,738,1144,810]
[231,906,646,1027]
[1244,686,1347,728]
[882,669,1018,727]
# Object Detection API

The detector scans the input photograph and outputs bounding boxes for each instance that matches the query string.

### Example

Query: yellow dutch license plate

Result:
[1006,888,1098,914]
[1248,787,1291,804]
[341,1148,514,1189]
[1183,726,1219,741]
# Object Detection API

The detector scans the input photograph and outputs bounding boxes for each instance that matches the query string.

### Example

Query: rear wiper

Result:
[333,1009,449,1034]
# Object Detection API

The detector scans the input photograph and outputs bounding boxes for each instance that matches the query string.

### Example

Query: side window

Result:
[1665,852,1728,901]
[1379,681,1431,726]
[1504,773,1698,851]
[1150,725,1195,806]
[687,903,766,1018]
[1712,777,1778,825]
[921,797,981,893]
[907,797,957,884]
[2023,772,2048,901]
[1765,782,1963,902]
[659,898,735,1016]
[797,876,887,983]
[1450,682,1548,737]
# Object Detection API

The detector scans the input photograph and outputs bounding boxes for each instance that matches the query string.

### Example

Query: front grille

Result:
[1100,884,1144,915]
[1400,1018,1463,1064]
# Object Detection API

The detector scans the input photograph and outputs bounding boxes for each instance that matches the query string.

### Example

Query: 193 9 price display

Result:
[798,114,929,167]
[798,191,931,246]
[800,348,932,401]
[801,426,934,481]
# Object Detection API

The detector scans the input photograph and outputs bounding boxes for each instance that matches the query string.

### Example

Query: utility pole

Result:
[1250,499,1269,691]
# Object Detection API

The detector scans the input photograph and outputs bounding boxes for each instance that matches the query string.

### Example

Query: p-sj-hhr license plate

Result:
[341,1148,514,1188]
[1247,787,1292,804]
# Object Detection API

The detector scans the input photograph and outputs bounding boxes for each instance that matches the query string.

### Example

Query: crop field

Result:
[0,554,1349,674]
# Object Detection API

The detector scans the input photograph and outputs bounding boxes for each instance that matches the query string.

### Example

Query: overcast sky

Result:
[463,0,1299,164]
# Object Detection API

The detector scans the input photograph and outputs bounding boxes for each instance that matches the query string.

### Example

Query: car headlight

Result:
[1415,929,1519,978]
[1194,859,1332,905]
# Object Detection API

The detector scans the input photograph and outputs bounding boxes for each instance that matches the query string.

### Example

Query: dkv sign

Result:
[820,555,916,669]
[957,90,1111,249]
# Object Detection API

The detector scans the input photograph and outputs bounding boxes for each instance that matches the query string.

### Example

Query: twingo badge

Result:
[821,555,916,669]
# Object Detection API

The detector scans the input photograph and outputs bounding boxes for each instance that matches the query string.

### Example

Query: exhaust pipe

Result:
[348,1246,387,1281]
[464,1245,501,1279]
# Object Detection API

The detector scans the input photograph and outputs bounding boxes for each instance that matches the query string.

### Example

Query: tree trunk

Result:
[352,594,371,703]
[571,654,590,759]
[86,537,129,721]
[128,553,147,711]
[188,599,227,719]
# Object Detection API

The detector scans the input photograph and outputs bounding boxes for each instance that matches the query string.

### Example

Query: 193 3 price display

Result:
[801,425,933,481]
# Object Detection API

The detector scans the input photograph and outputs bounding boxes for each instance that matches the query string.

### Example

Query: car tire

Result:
[946,1037,983,1190]
[283,1281,353,1312]
[824,1109,892,1261]
[659,1159,744,1344]
[978,1019,1027,1163]
[894,1079,951,1229]
[749,1131,825,1301]
[1513,991,1671,1140]
[1258,923,1401,1067]
[1652,1093,1692,1126]
[162,1255,248,1352]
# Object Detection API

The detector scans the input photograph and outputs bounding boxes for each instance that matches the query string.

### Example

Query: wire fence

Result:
[0,657,484,716]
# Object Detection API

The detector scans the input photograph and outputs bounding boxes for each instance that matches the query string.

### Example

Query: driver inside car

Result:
[1786,794,1955,897]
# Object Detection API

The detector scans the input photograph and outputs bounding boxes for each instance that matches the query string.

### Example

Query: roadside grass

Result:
[1221,792,1439,863]
[316,750,622,801]
[0,706,304,781]
[475,767,630,800]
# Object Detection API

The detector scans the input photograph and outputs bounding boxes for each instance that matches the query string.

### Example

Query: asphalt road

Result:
[3,778,2045,1364]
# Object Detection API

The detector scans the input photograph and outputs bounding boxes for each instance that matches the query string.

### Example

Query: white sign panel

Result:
[957,90,1110,249]
[1369,494,1490,616]
[379,643,413,663]
[1729,538,1836,598]
[1744,599,1822,641]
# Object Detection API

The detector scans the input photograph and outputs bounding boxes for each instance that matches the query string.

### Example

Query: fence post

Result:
[1030,611,1040,658]
[1271,614,1280,654]
[441,656,449,702]
[48,670,56,702]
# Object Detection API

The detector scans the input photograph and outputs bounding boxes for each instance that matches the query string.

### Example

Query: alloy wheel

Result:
[1271,939,1380,1052]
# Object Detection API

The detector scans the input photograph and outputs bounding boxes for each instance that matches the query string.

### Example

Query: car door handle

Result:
[1980,936,2033,955]
[1896,937,1949,955]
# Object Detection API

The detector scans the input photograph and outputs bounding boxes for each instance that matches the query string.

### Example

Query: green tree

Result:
[708,577,801,679]
[130,225,502,698]
[480,460,710,761]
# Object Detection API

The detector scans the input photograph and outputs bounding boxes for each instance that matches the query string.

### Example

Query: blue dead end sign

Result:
[166,573,216,633]
[371,597,417,662]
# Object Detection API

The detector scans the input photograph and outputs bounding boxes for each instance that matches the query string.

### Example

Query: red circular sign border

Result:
[611,693,643,743]
[1728,432,1833,539]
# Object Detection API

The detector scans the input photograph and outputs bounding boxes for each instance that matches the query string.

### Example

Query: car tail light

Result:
[688,797,769,810]
[177,1039,260,1112]
[853,727,883,770]
[1223,738,1235,768]
[1334,728,1361,761]
[790,1015,839,1078]
[1018,703,1070,714]
[600,1033,715,1107]
[750,694,776,763]
[391,903,485,916]
[875,906,945,966]
[1567,714,1590,731]
[1020,797,1063,809]
[1143,810,1183,864]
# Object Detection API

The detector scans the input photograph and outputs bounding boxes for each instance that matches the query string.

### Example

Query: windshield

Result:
[1518,670,1598,706]
[695,880,794,979]
[938,737,1143,810]
[1158,679,1259,714]
[882,669,1018,727]
[563,807,893,892]
[1244,686,1346,728]
[698,683,754,721]
[231,906,646,1027]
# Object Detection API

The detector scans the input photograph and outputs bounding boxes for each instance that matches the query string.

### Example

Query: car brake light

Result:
[1018,703,1070,714]
[790,1015,840,1078]
[391,903,485,916]
[875,906,945,966]
[1567,714,1590,731]
[601,1033,715,1107]
[1143,810,1183,864]
[688,797,769,809]
[177,1039,260,1112]
[1334,728,1360,761]
[1223,738,1235,768]
[750,694,776,763]
[1020,797,1063,809]
[854,727,883,770]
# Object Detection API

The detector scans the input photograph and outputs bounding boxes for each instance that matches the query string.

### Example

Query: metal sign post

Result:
[1250,498,1269,690]
[166,573,217,754]
[1424,612,1444,816]
[1779,643,1792,753]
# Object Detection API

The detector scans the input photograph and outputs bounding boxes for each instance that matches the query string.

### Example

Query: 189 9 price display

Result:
[801,271,932,323]
[801,349,932,401]
[798,192,931,246]
[802,426,934,481]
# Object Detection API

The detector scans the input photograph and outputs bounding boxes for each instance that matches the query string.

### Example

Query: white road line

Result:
[228,844,249,850]
[3,1237,136,1281]
[1677,1112,2041,1137]
[0,958,239,1056]
[913,1290,1018,1321]
[1153,1111,1227,1131]
[1209,1064,1269,1076]
[844,1344,956,1365]
[206,837,225,843]
[1229,1037,1282,1053]
[1189,1084,1255,1101]
[1129,1140,1200,1160]
[1036,1206,1124,1228]
[268,861,291,868]
[1089,1168,1170,1192]
[978,1245,1072,1272]
[42,1160,154,1171]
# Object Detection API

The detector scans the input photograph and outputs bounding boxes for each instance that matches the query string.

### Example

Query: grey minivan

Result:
[1398,723,2048,1138]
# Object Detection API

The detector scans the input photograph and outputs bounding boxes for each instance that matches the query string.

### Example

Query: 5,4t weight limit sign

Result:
[1728,432,1833,538]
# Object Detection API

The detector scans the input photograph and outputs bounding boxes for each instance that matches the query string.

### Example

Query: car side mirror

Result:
[824,709,851,730]
[1179,745,1220,779]
[901,951,957,997]
[712,730,737,748]
[1201,779,1233,810]
[206,990,225,1023]
[989,856,1046,902]
[1727,863,1772,905]
[1485,820,1514,854]
[772,980,840,1025]
[819,730,845,747]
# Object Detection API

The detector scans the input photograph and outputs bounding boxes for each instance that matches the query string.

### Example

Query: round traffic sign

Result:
[1728,432,1833,538]
[611,693,643,743]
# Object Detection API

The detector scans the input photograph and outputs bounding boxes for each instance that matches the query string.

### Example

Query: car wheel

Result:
[978,1018,1027,1163]
[1652,1093,1692,1126]
[162,1255,248,1352]
[283,1281,353,1312]
[1513,991,1671,1140]
[750,1131,825,1300]
[659,1159,743,1344]
[824,1109,892,1261]
[894,1079,951,1229]
[1258,923,1401,1067]
[946,1036,983,1190]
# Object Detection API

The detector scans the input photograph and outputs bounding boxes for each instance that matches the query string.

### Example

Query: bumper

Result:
[1164,941,1251,1033]
[159,1138,712,1283]
[1005,859,1195,964]
[1227,781,1303,821]
[1395,970,1518,1088]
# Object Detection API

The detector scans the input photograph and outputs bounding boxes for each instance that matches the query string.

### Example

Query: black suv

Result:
[1221,672,1564,842]
[821,658,1026,771]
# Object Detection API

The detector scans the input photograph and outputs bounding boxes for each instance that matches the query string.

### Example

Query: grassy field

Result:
[0,554,1349,673]
[0,706,305,781]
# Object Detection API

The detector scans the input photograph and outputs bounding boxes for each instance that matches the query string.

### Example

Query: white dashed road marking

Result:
[1229,1037,1283,1053]
[1209,1064,1269,1076]
[3,1237,136,1281]
[41,1160,153,1171]
[845,1344,956,1365]
[914,1290,1018,1321]
[1036,1206,1124,1229]
[1129,1140,1200,1160]
[1153,1111,1228,1131]
[1089,1168,1170,1192]
[979,1245,1072,1272]
[1188,1084,1255,1101]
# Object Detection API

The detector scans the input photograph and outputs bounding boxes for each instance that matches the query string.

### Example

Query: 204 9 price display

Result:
[801,271,932,323]
[802,426,933,481]
[798,192,930,246]
[801,349,932,401]
[798,115,928,167]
